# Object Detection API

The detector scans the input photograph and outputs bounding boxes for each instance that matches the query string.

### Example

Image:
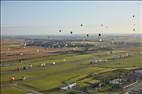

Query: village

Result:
[59,68,142,94]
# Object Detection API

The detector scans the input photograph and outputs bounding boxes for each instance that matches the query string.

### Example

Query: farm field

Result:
[1,1,142,94]
[1,36,142,94]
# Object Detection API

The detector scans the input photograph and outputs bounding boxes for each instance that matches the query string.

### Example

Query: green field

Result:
[1,47,142,94]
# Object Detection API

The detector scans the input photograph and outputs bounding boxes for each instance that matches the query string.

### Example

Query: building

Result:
[109,79,122,85]
[126,70,142,82]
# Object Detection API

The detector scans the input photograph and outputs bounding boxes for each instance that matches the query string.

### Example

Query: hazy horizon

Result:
[1,1,142,36]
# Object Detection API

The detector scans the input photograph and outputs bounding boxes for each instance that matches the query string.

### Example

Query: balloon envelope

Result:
[133,28,135,31]
[99,33,101,36]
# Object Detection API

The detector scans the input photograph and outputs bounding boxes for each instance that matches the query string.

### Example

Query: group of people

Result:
[16,61,58,72]
[16,64,33,71]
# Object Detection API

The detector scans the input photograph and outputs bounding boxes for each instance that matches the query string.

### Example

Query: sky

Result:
[1,1,142,36]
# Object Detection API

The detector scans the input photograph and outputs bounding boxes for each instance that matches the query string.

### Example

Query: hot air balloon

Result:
[99,38,103,42]
[70,32,73,34]
[98,33,101,36]
[98,33,103,42]
[86,34,89,37]
[132,15,136,32]
[133,28,135,31]
[59,30,61,32]
[80,24,83,27]
[101,24,103,27]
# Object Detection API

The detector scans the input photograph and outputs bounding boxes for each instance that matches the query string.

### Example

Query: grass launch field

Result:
[1,45,142,94]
